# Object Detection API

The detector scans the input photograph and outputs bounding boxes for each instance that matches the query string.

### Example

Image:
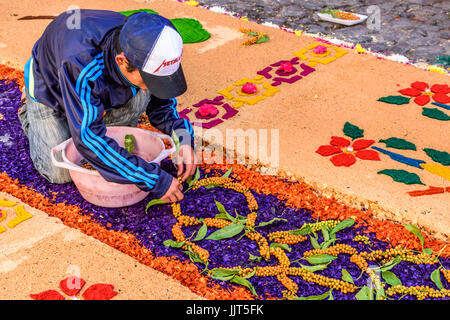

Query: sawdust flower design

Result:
[30,276,118,300]
[316,136,380,167]
[399,81,450,106]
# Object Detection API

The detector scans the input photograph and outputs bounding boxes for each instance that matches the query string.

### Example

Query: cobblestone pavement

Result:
[196,0,450,65]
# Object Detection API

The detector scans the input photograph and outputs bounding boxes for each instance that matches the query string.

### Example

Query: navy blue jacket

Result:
[24,9,194,198]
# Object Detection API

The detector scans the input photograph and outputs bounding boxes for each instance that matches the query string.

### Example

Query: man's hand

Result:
[176,145,198,182]
[161,177,184,203]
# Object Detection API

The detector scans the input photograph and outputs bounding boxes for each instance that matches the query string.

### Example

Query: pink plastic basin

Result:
[50,126,175,208]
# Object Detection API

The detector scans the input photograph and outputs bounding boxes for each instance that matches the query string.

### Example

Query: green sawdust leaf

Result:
[423,148,450,166]
[379,137,417,151]
[343,122,364,140]
[422,107,450,121]
[382,271,402,286]
[255,35,270,44]
[377,169,425,185]
[170,18,211,44]
[119,9,159,16]
[377,95,411,105]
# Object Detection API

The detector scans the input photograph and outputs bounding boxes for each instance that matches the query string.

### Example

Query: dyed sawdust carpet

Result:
[0,70,450,300]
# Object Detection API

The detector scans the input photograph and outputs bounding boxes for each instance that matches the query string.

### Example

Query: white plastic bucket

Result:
[50,126,175,208]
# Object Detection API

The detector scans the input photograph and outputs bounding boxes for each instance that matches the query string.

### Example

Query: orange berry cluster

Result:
[360,246,438,265]
[350,254,369,271]
[171,203,182,218]
[203,217,232,229]
[172,222,185,242]
[304,244,357,258]
[192,177,233,189]
[277,274,298,298]
[270,247,290,268]
[255,266,285,277]
[287,267,357,293]
[246,232,271,260]
[177,215,201,226]
[267,231,307,244]
[386,285,450,300]
[246,212,258,228]
[305,220,339,232]
[184,241,210,262]
[442,269,450,283]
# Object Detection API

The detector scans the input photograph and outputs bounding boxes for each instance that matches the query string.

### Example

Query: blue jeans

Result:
[18,88,150,183]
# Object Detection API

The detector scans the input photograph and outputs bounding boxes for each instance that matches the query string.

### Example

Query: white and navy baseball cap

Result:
[119,12,187,99]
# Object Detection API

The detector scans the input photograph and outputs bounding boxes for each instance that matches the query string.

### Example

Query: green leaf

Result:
[321,227,330,242]
[423,248,433,255]
[343,122,364,140]
[431,268,443,290]
[404,224,424,247]
[243,268,257,279]
[193,223,208,241]
[210,268,241,280]
[249,254,262,262]
[379,256,402,272]
[230,276,258,296]
[295,289,333,300]
[214,201,236,222]
[288,225,312,236]
[163,239,185,248]
[310,236,321,250]
[145,198,166,213]
[355,286,373,300]
[206,223,244,241]
[330,218,355,236]
[320,239,335,250]
[270,243,292,252]
[378,169,425,185]
[299,264,329,272]
[306,254,337,265]
[222,165,233,178]
[124,134,135,154]
[341,269,354,284]
[381,271,402,286]
[422,107,450,121]
[186,167,201,188]
[256,217,287,228]
[423,148,450,166]
[379,137,417,150]
[256,35,270,44]
[377,95,411,105]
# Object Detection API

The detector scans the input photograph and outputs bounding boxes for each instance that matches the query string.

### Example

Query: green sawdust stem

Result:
[422,108,450,121]
[423,148,450,166]
[377,169,425,185]
[377,95,411,105]
[343,122,364,140]
[379,137,417,151]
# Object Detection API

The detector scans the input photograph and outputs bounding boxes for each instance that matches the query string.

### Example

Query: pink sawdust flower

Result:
[241,82,258,94]
[198,103,219,117]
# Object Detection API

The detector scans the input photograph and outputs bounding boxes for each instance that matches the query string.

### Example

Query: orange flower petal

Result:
[352,139,375,150]
[316,145,342,156]
[414,94,430,106]
[330,153,356,167]
[330,136,351,147]
[30,290,65,300]
[82,283,118,300]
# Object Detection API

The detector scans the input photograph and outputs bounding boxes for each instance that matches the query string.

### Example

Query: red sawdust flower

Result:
[316,136,380,167]
[30,276,118,300]
[399,81,450,106]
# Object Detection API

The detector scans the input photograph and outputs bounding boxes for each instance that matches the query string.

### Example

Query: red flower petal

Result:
[398,87,422,97]
[330,153,356,167]
[352,139,375,150]
[330,136,351,147]
[430,84,450,94]
[316,145,342,156]
[410,81,428,91]
[355,150,381,161]
[414,94,430,106]
[432,93,450,104]
[30,290,65,300]
[59,276,86,296]
[82,284,118,300]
